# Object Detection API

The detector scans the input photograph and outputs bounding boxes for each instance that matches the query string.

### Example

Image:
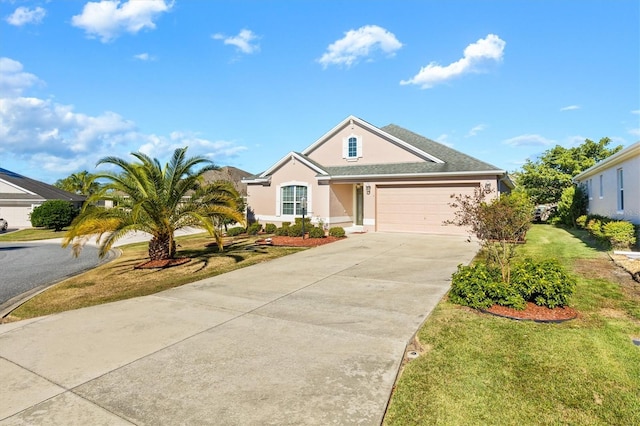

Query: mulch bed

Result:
[482,302,578,323]
[256,236,344,247]
[135,257,191,269]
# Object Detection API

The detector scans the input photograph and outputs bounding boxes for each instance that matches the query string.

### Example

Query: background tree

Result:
[516,137,622,205]
[30,200,78,231]
[54,170,101,196]
[63,147,245,261]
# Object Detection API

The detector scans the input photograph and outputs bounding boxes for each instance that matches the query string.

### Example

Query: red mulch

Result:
[483,302,578,323]
[256,236,344,247]
[135,257,191,269]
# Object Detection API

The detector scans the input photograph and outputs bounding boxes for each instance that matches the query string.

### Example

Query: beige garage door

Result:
[376,183,478,234]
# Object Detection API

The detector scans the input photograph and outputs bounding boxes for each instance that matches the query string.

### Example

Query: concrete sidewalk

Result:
[0,232,478,425]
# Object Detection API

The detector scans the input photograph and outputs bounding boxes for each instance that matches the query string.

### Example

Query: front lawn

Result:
[384,225,640,425]
[5,234,303,321]
[0,228,67,242]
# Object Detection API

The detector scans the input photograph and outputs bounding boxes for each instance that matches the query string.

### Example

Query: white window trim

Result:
[616,168,624,213]
[276,181,311,218]
[342,134,363,161]
[599,174,603,199]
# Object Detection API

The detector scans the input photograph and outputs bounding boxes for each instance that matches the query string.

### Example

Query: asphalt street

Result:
[0,241,107,311]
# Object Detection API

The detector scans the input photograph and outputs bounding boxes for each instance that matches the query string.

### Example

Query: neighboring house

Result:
[0,168,86,228]
[574,141,640,225]
[243,116,513,235]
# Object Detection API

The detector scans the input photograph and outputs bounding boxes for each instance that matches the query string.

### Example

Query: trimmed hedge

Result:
[264,223,277,234]
[308,226,325,238]
[328,227,345,237]
[226,226,245,237]
[576,214,637,249]
[30,200,78,231]
[247,222,262,235]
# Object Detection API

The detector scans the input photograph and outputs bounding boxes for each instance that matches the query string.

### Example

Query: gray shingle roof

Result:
[0,168,86,202]
[381,124,502,173]
[246,121,505,181]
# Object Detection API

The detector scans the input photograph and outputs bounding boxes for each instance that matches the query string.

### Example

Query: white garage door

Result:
[376,184,478,234]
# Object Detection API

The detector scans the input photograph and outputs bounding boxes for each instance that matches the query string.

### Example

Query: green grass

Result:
[0,228,68,242]
[384,224,640,426]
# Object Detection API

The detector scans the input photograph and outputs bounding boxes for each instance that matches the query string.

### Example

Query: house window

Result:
[617,168,624,211]
[281,185,307,215]
[587,179,592,199]
[599,175,603,198]
[342,135,362,160]
[348,137,358,158]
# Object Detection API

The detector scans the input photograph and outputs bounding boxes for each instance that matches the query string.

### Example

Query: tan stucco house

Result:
[574,141,640,225]
[0,168,85,228]
[243,116,513,235]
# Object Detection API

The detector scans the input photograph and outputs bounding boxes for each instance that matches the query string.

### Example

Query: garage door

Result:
[376,183,478,234]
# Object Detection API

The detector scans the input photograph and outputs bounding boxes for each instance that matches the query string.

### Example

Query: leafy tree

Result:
[54,170,101,196]
[516,137,622,205]
[447,187,534,284]
[30,200,78,231]
[63,147,245,261]
[556,185,588,227]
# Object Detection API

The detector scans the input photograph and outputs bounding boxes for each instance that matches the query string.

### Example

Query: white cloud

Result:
[401,34,505,89]
[503,134,555,147]
[631,110,640,115]
[629,128,640,137]
[6,6,46,26]
[134,53,155,61]
[0,58,247,178]
[466,124,487,137]
[213,29,260,54]
[318,25,403,68]
[71,0,173,43]
[0,57,43,96]
[560,105,580,111]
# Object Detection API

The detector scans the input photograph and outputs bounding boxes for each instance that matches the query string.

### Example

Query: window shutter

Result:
[357,137,363,158]
[342,138,348,159]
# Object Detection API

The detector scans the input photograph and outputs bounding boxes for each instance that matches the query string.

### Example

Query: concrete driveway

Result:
[0,232,478,425]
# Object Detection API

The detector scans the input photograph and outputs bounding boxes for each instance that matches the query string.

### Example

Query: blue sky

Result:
[1,0,638,184]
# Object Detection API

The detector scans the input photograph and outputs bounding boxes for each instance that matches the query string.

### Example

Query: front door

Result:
[355,185,364,226]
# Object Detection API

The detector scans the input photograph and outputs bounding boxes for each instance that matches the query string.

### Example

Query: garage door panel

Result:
[376,184,478,234]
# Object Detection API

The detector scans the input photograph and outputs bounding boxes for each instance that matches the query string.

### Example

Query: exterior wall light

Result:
[366,184,371,195]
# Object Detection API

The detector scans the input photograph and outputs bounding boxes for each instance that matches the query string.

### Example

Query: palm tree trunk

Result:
[148,233,176,260]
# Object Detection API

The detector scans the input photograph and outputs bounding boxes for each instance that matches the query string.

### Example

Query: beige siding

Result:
[376,183,479,235]
[306,121,422,166]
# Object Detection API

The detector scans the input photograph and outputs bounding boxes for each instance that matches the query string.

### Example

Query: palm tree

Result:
[63,147,245,260]
[54,170,101,196]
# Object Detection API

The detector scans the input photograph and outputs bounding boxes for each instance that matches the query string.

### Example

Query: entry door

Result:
[355,185,364,225]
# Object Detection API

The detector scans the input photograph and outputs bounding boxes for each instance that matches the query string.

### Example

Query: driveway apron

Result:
[0,233,478,425]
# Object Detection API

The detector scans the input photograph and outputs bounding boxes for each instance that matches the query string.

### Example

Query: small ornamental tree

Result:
[30,200,78,231]
[446,187,534,284]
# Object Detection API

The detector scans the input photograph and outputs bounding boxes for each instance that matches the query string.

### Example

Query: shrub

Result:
[264,223,277,234]
[449,263,503,309]
[603,221,636,249]
[308,226,325,238]
[294,217,312,226]
[30,200,78,231]
[287,223,304,237]
[281,222,291,229]
[275,227,288,236]
[576,215,587,228]
[328,227,345,237]
[226,226,245,237]
[247,222,262,235]
[511,259,576,308]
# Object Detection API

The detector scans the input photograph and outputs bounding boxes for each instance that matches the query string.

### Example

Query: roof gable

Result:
[302,115,445,165]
